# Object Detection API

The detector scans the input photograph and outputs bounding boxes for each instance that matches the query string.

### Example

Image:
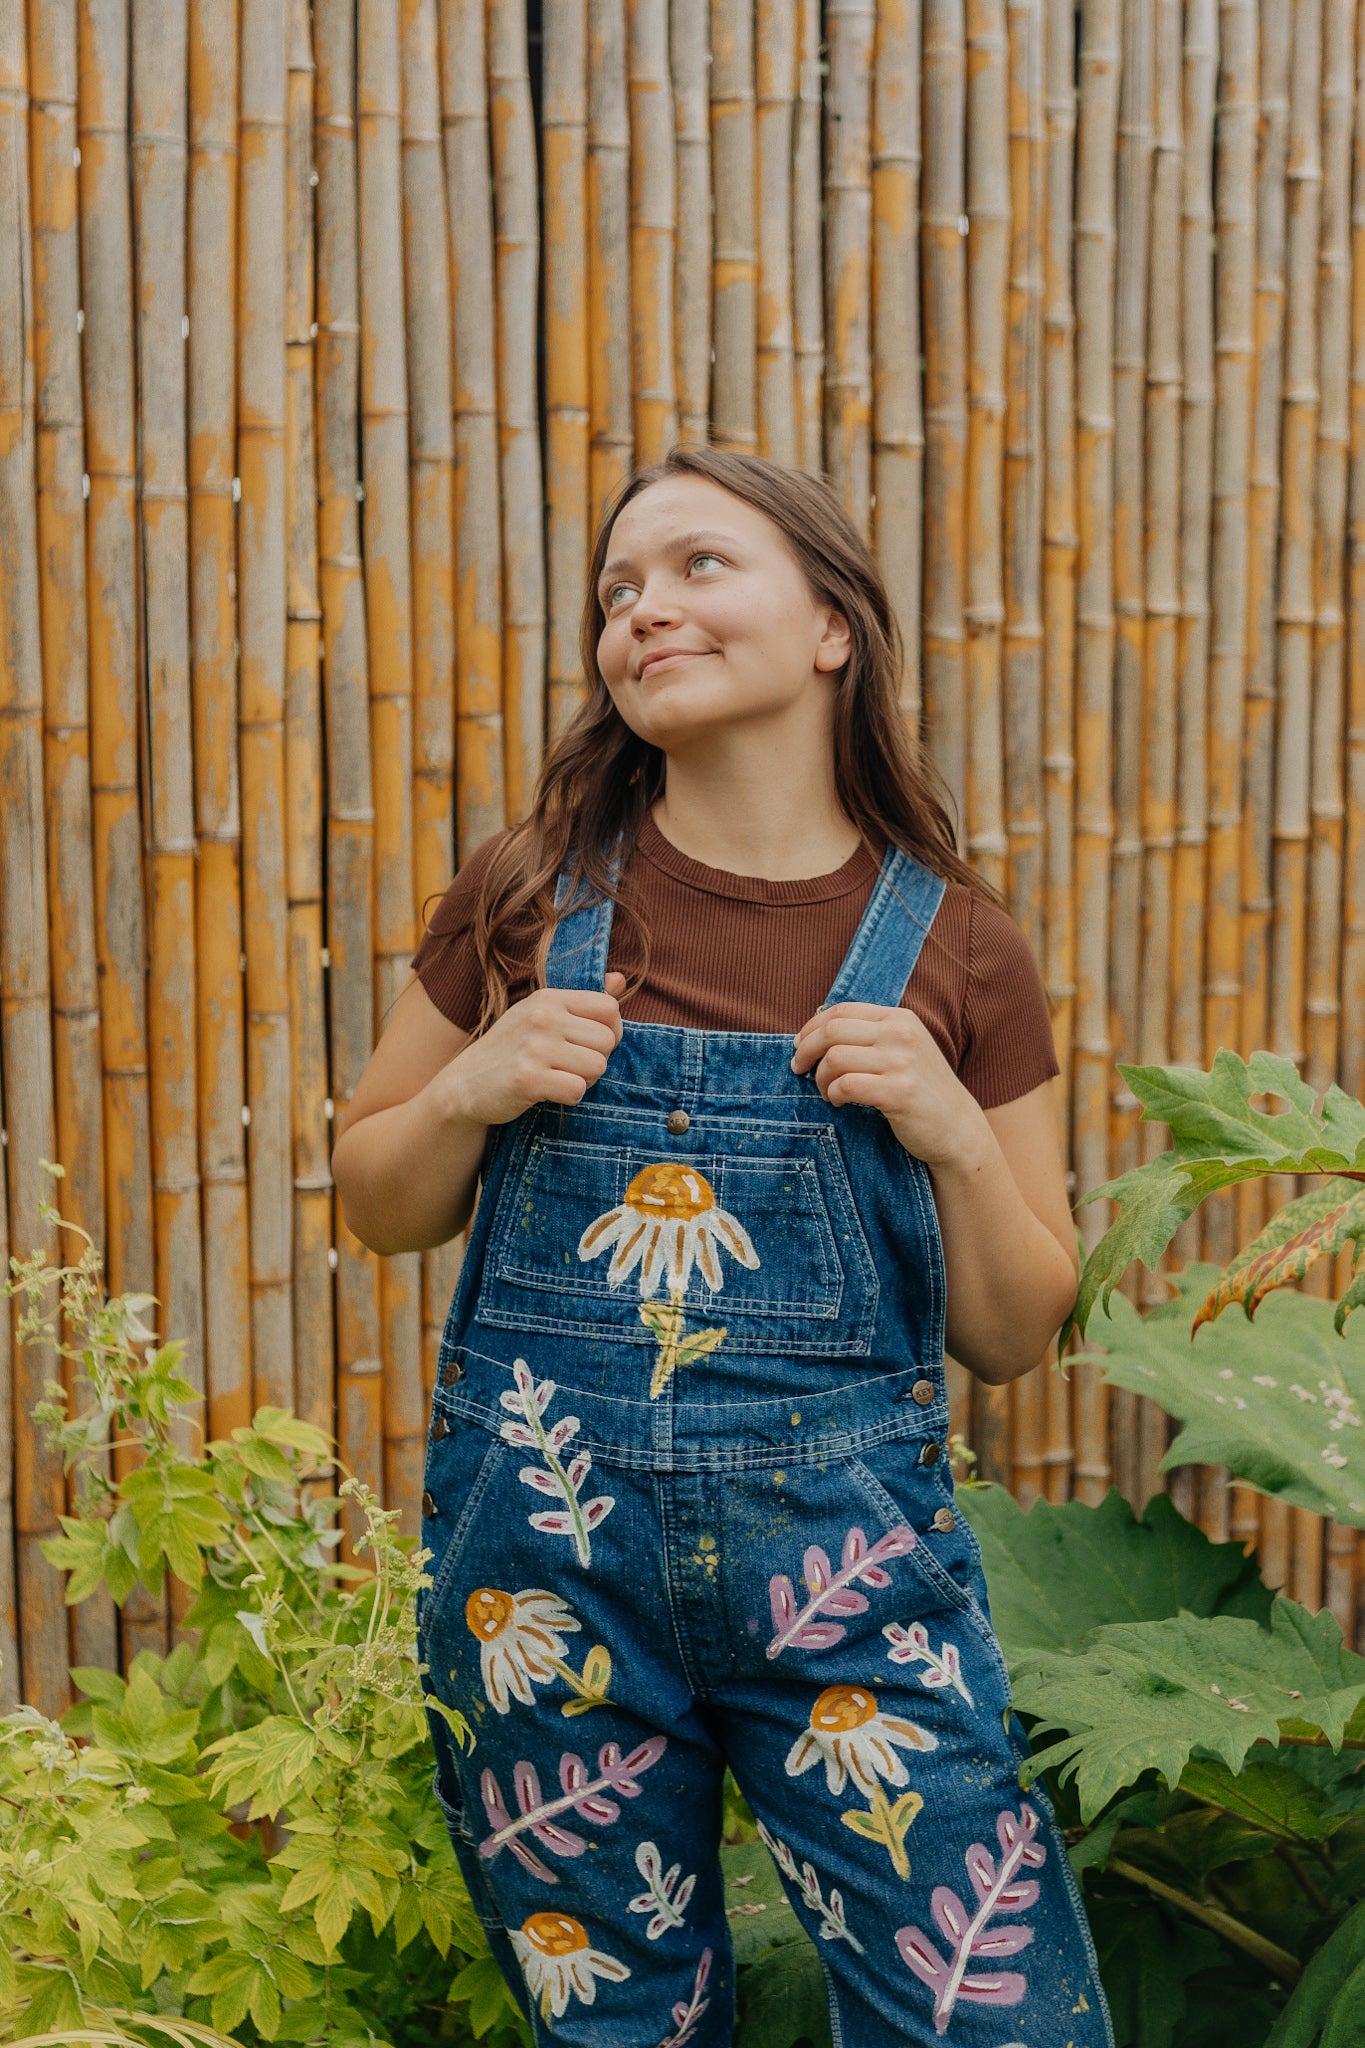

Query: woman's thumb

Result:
[605,970,627,998]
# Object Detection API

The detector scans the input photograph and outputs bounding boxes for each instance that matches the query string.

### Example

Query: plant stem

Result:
[1107,1856,1302,1982]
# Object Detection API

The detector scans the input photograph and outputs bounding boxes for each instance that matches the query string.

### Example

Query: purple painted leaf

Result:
[583,1495,615,1527]
[965,1845,997,1900]
[931,1886,972,1945]
[529,1816,587,1856]
[958,1970,1027,2007]
[480,1768,513,1834]
[871,1524,918,1561]
[529,1509,578,1536]
[769,1575,797,1631]
[790,1621,849,1650]
[993,1880,1040,1913]
[823,1588,870,1617]
[504,1833,556,1882]
[895,1926,949,1990]
[519,1466,561,1496]
[599,1735,668,1794]
[858,1563,892,1589]
[970,1925,1034,1959]
[514,1760,544,1816]
[841,1526,868,1569]
[803,1545,833,1594]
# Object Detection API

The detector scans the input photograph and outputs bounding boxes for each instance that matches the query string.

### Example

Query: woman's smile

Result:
[638,648,712,679]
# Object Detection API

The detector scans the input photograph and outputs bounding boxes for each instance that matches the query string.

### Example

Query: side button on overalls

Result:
[418,846,1113,2048]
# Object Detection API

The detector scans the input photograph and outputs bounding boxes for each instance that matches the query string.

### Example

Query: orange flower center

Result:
[811,1683,879,1734]
[465,1588,517,1640]
[625,1161,715,1220]
[523,1911,589,1958]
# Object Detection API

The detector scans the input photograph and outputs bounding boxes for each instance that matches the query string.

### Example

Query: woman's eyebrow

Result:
[597,530,740,587]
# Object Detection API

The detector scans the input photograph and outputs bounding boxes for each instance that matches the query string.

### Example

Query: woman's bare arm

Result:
[332,973,625,1257]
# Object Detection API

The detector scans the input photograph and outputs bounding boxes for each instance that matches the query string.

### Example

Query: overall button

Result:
[911,1378,936,1406]
[666,1109,691,1135]
[920,1439,941,1466]
[431,1414,449,1441]
[932,1507,956,1534]
[422,1490,438,1518]
[441,1358,464,1387]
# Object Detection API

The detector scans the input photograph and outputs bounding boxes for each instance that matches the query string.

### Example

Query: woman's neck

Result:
[650,739,862,881]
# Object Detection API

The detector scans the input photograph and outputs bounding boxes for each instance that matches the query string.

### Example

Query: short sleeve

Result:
[957,895,1060,1110]
[409,829,516,1033]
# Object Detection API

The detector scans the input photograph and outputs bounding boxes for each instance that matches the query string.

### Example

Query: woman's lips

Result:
[639,650,709,678]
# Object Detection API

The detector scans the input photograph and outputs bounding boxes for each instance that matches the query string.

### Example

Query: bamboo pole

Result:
[439,0,505,854]
[543,0,591,735]
[756,0,797,466]
[1136,0,1183,1510]
[78,0,154,1361]
[284,0,333,1442]
[239,0,295,1415]
[315,0,383,1529]
[0,9,64,1711]
[1343,0,1365,1112]
[358,0,422,1527]
[78,0,163,1665]
[1040,0,1076,1503]
[1239,2,1292,1256]
[871,0,924,722]
[964,0,1011,1487]
[825,0,875,528]
[1307,0,1352,1105]
[488,0,546,820]
[1203,0,1258,1301]
[133,0,207,1469]
[189,0,251,1444]
[1071,0,1120,1507]
[29,0,116,1674]
[588,0,633,520]
[710,0,756,451]
[922,0,969,839]
[671,0,712,449]
[1003,0,1045,1506]
[399,0,459,1412]
[792,0,824,471]
[627,0,678,464]
[1108,0,1153,1258]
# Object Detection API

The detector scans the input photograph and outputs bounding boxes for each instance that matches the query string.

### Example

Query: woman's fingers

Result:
[791,1015,888,1073]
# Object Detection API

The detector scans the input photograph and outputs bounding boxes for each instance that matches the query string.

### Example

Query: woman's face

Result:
[594,476,850,752]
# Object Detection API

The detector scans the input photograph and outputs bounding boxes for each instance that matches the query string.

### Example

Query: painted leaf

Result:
[1069,1050,1365,1337]
[1193,1179,1365,1330]
[1076,1266,1365,1526]
[958,1969,1027,2007]
[803,1545,833,1595]
[957,1481,1272,1661]
[895,1803,1044,2035]
[583,1495,615,1527]
[790,1622,849,1650]
[519,1466,561,1496]
[769,1577,797,1631]
[528,1510,578,1537]
[1010,1600,1365,1819]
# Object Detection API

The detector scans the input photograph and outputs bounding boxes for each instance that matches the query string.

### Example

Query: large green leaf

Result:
[1071,1051,1365,1336]
[1266,1900,1365,2045]
[1088,1894,1225,2048]
[1011,1600,1365,1820]
[960,1485,1272,1659]
[1077,1268,1365,1529]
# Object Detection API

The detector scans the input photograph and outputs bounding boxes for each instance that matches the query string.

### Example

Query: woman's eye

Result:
[603,553,724,609]
[689,552,724,574]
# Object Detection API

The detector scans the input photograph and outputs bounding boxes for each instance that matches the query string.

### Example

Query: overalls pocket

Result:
[472,1102,879,1357]
[420,1419,511,1639]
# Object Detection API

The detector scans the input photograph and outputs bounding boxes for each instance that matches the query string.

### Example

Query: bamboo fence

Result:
[7,0,1365,1704]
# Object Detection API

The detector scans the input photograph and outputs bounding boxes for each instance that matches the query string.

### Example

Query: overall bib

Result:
[418,847,1112,2048]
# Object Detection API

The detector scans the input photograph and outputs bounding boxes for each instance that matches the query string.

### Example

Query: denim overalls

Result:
[418,847,1112,2047]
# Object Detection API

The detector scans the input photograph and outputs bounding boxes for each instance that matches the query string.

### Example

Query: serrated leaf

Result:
[1077,1267,1365,1528]
[1012,1600,1365,1819]
[1267,1901,1365,2046]
[1179,1753,1339,1841]
[1193,1180,1365,1330]
[450,1951,527,2038]
[734,1935,833,2048]
[1088,1893,1225,2048]
[957,1484,1271,1659]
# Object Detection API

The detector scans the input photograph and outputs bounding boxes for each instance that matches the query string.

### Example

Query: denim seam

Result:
[819,1953,845,2048]
[843,1452,1002,1648]
[422,1433,508,1625]
[655,1471,709,1700]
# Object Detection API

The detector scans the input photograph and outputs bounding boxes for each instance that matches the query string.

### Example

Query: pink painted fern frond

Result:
[894,1802,1045,2035]
[657,1947,713,2047]
[766,1523,917,1659]
[479,1736,668,1871]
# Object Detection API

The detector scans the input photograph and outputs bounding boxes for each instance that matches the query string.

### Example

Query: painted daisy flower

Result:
[785,1682,938,1797]
[578,1161,759,1297]
[464,1586,580,1713]
[511,1911,630,2020]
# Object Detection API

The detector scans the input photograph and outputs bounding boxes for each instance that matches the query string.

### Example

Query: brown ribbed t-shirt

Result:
[410,816,1060,1111]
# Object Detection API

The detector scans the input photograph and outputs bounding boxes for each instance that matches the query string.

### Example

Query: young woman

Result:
[333,448,1112,2047]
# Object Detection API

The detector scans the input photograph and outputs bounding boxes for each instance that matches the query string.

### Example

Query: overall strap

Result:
[543,851,621,990]
[822,844,948,1009]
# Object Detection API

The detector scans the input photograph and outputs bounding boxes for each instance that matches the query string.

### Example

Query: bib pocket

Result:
[472,1105,878,1357]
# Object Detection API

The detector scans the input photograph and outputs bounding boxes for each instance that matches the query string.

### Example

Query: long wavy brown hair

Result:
[468,446,1000,1028]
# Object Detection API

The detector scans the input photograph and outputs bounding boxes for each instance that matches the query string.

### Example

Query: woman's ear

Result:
[814,605,853,673]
